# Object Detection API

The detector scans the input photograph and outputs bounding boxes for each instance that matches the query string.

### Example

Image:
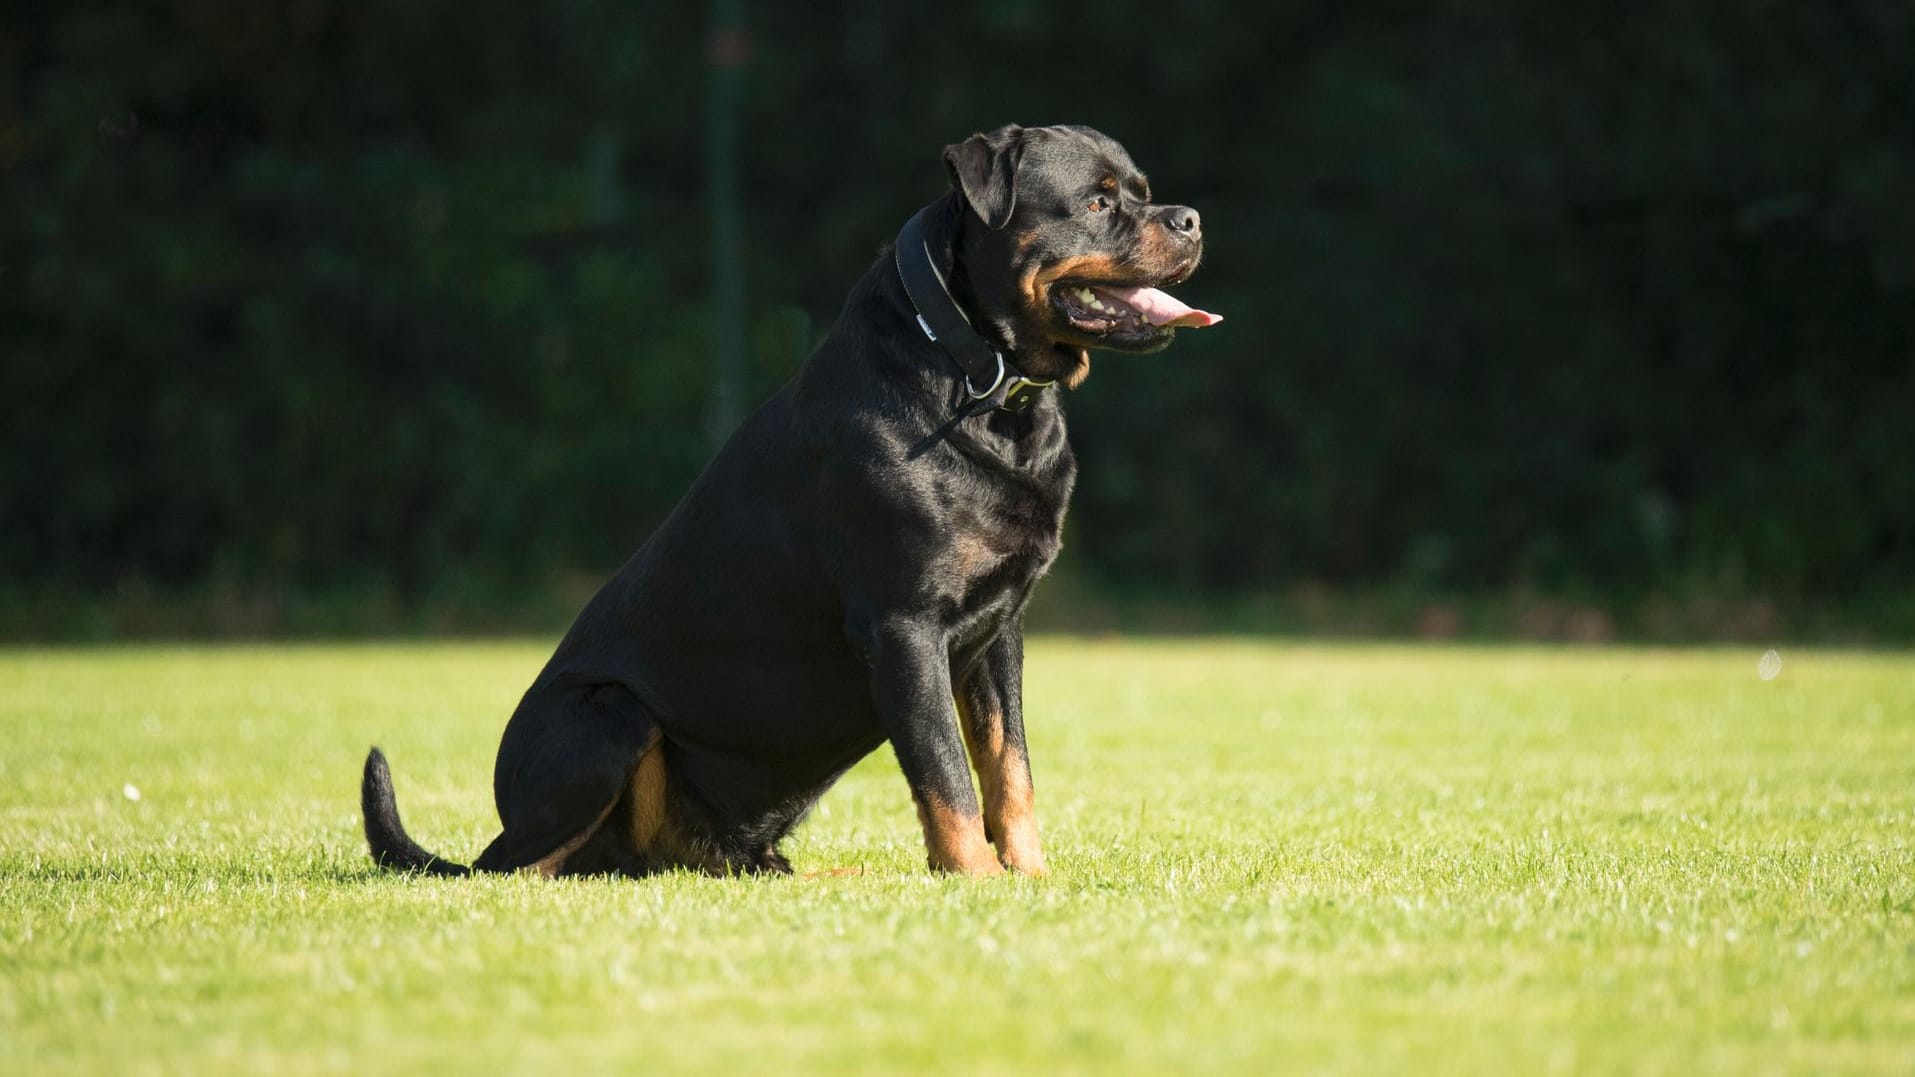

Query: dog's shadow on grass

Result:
[8,861,395,887]
[9,855,877,887]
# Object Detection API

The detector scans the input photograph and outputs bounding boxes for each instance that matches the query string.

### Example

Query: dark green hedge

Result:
[5,2,1911,622]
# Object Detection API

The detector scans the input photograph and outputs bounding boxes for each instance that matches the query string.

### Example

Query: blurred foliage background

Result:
[4,2,1912,640]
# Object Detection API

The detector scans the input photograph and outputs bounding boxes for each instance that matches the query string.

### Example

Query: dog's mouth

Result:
[1051,280,1223,345]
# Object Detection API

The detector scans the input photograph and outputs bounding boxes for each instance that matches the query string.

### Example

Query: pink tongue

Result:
[1100,285,1223,329]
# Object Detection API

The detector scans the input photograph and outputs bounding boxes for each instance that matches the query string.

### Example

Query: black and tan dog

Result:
[361,124,1218,878]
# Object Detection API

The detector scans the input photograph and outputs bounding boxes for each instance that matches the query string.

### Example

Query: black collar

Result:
[894,204,1054,414]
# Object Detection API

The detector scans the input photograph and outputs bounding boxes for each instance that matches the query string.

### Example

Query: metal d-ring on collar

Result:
[966,353,1007,401]
[893,204,1054,414]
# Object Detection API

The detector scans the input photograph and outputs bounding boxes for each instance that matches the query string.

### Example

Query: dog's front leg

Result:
[956,619,1048,876]
[853,615,1004,876]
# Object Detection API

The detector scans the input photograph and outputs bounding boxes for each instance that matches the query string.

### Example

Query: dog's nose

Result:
[1163,206,1202,242]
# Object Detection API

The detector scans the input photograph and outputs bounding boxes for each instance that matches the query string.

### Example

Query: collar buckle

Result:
[999,376,1053,413]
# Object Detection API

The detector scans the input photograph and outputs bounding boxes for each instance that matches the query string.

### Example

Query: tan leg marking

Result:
[956,698,1048,876]
[621,733,731,876]
[915,792,1003,876]
[626,731,667,853]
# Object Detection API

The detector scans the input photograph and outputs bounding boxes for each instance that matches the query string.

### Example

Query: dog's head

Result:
[942,124,1218,387]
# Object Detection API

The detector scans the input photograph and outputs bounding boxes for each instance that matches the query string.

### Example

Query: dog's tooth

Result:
[1075,287,1096,305]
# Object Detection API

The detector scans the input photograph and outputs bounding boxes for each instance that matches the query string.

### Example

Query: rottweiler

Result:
[360,124,1219,878]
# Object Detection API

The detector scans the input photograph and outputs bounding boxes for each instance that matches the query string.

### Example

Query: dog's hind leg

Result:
[469,683,658,875]
[550,731,672,878]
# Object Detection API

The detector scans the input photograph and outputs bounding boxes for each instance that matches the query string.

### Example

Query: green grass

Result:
[3,640,1913,1074]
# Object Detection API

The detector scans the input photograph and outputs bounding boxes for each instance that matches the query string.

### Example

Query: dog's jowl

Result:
[360,124,1219,878]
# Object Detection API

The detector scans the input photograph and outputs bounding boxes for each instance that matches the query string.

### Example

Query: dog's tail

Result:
[361,747,471,876]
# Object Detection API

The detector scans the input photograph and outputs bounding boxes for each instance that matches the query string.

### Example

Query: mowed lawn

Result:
[2,641,1912,1074]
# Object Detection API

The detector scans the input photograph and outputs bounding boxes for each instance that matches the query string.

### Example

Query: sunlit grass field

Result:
[3,640,1912,1074]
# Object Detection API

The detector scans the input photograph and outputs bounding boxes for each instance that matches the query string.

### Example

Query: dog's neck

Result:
[933,198,1092,390]
[895,198,1054,414]
[927,197,1024,359]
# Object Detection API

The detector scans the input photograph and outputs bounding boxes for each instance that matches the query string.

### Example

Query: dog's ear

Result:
[943,125,1026,230]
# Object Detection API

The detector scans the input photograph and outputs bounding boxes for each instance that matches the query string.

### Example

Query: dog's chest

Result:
[944,515,1058,595]
[938,469,1069,622]
[921,408,1075,637]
